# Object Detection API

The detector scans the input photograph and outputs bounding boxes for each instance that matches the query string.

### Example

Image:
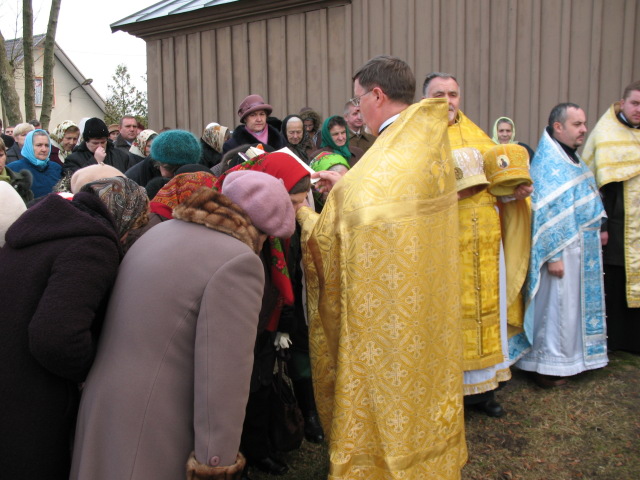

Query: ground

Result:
[249,352,640,480]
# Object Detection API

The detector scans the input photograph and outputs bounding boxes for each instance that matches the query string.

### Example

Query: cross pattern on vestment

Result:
[361,341,383,366]
[381,264,405,289]
[387,409,409,433]
[357,242,379,269]
[384,361,408,386]
[404,236,422,263]
[382,314,404,339]
[407,334,426,358]
[406,286,425,312]
[358,292,381,318]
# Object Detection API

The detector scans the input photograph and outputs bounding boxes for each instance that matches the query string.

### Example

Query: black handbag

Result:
[269,352,305,452]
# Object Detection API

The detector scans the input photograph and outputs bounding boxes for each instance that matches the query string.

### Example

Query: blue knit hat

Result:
[150,129,201,165]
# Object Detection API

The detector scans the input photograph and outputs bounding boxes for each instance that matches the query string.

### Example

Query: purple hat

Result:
[222,170,295,238]
[237,94,273,123]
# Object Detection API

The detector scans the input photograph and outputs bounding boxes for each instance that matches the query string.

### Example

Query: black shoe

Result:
[475,399,505,418]
[304,413,325,443]
[249,456,289,475]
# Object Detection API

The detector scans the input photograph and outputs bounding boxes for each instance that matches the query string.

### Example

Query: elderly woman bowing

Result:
[70,171,296,480]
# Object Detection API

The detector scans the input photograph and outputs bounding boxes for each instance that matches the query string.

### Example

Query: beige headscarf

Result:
[50,120,78,161]
[202,122,229,153]
[129,129,158,158]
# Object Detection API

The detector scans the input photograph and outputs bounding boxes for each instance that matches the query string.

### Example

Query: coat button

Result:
[209,456,220,466]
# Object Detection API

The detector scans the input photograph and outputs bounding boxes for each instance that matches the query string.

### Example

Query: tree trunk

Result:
[0,30,23,125]
[22,0,35,122]
[39,0,61,131]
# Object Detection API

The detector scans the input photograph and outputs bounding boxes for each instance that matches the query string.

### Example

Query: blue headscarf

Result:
[21,129,51,169]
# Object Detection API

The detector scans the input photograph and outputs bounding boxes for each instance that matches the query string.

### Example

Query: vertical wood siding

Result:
[145,0,640,148]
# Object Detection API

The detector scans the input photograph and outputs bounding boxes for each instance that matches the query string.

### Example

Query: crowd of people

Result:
[0,56,638,480]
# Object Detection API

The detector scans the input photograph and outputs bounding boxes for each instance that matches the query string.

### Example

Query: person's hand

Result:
[514,184,534,200]
[94,146,107,165]
[547,260,564,278]
[600,231,609,246]
[311,170,342,194]
[274,332,292,350]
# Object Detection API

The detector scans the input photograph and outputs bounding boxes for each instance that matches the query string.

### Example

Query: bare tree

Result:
[39,0,61,131]
[22,0,35,121]
[0,30,22,125]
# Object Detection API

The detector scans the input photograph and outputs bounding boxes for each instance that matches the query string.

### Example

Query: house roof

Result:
[111,0,238,28]
[111,0,344,37]
[4,34,46,64]
[4,34,105,111]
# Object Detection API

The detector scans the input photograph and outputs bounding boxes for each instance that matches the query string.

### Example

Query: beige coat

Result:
[70,218,264,479]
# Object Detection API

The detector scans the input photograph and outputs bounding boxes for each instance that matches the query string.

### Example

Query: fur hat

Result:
[150,129,201,165]
[222,170,295,238]
[238,94,273,123]
[83,118,109,141]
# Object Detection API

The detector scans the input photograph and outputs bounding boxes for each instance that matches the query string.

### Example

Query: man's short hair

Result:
[352,55,415,105]
[422,72,459,97]
[343,101,357,116]
[119,115,137,127]
[623,80,640,99]
[548,102,581,129]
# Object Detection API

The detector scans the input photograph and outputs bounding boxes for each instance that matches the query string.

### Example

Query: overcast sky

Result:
[0,0,159,99]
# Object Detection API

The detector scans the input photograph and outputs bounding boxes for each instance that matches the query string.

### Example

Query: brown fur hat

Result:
[173,187,260,252]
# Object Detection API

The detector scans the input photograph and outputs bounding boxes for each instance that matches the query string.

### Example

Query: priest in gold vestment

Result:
[298,56,467,479]
[423,73,532,417]
[583,80,640,354]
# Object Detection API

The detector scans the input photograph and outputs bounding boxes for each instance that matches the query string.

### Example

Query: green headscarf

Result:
[310,151,350,172]
[320,116,352,160]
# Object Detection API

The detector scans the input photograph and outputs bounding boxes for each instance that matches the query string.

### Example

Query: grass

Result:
[249,352,640,480]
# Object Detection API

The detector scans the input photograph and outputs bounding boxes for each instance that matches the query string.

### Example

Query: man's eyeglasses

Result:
[349,90,372,107]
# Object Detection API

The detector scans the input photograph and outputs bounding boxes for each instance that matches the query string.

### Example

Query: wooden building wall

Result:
[142,0,640,148]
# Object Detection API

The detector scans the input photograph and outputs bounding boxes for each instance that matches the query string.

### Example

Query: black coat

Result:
[0,192,123,479]
[64,140,131,175]
[125,156,160,187]
[222,124,285,153]
[5,142,22,163]
[199,139,223,168]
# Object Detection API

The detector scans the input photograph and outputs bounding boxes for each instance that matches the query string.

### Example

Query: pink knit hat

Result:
[237,94,273,123]
[222,170,295,238]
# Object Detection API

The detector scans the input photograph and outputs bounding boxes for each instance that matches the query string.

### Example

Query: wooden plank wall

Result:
[146,0,640,148]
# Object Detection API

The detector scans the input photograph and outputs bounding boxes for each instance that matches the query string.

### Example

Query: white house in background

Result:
[1,34,105,129]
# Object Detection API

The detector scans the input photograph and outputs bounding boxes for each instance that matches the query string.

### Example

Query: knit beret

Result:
[83,117,109,141]
[222,170,295,238]
[150,129,201,165]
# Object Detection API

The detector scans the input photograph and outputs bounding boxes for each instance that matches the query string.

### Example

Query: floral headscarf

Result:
[320,115,352,160]
[50,120,76,145]
[129,129,158,158]
[21,129,51,169]
[80,176,149,238]
[202,122,229,153]
[150,172,216,219]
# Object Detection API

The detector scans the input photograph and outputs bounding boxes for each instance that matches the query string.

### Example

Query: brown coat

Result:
[70,194,265,480]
